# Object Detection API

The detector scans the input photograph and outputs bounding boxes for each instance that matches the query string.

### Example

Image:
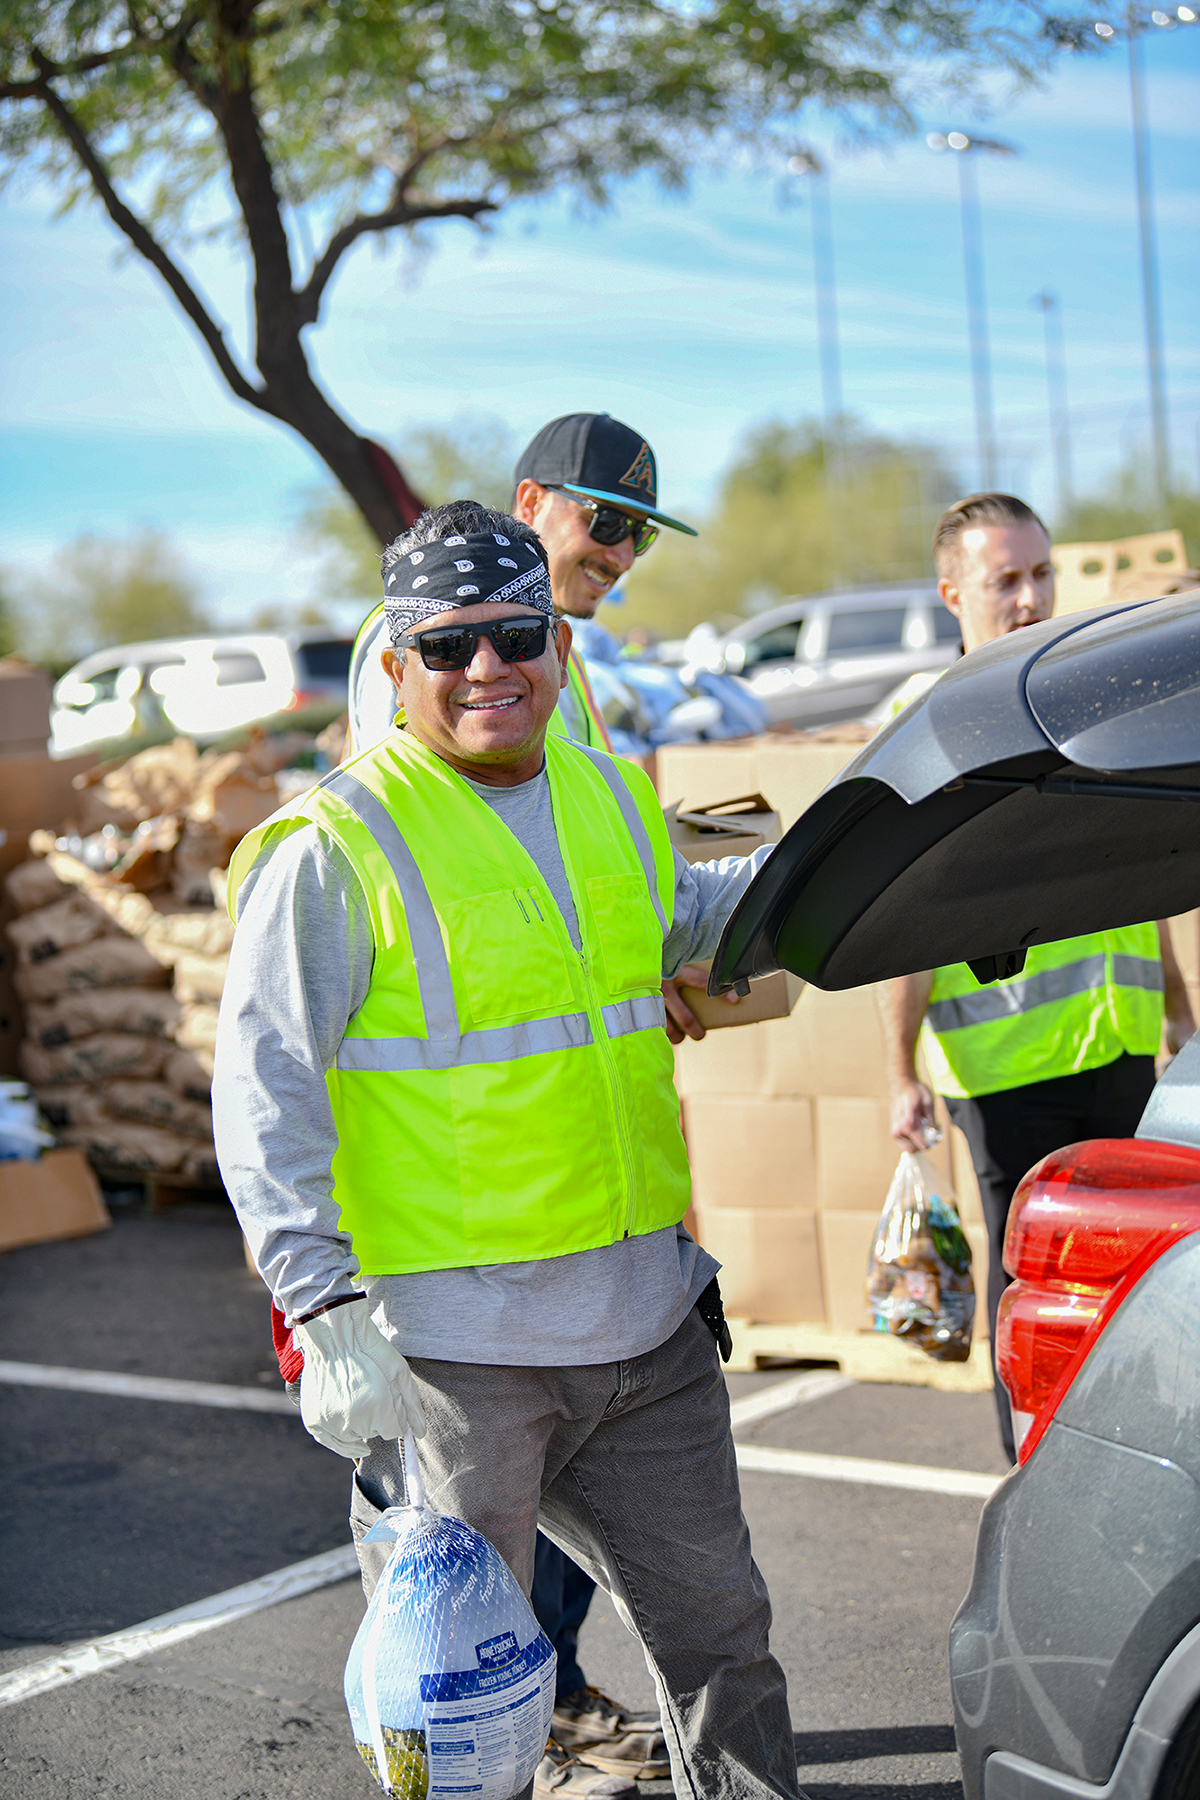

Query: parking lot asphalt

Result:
[0,1198,1004,1799]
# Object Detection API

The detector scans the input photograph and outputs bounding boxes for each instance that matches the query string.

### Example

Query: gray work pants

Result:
[351,1308,800,1800]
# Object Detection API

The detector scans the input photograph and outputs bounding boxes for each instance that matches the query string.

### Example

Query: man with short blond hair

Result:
[878,492,1194,1461]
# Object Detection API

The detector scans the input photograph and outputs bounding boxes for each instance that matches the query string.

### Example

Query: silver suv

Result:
[700,583,961,728]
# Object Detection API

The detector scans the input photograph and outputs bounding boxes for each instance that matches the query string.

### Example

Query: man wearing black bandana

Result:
[215,502,804,1800]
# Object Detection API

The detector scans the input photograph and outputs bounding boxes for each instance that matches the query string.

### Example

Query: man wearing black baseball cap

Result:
[349,412,696,757]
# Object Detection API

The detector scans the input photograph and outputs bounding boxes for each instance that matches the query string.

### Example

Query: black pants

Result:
[946,1052,1157,1464]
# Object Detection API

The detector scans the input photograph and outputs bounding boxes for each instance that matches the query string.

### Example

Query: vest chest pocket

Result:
[439,887,576,1030]
[584,873,663,997]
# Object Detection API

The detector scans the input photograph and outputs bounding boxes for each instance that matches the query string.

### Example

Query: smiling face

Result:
[382,603,572,786]
[512,479,643,618]
[939,521,1056,654]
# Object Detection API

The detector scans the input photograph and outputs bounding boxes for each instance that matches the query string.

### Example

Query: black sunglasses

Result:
[551,488,659,557]
[400,614,554,671]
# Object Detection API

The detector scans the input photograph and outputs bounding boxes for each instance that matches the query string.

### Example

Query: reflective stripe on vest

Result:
[322,767,667,1072]
[921,927,1164,1099]
[566,648,615,752]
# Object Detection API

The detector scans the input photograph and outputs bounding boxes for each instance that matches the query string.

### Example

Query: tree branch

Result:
[298,195,497,325]
[30,62,269,413]
[0,43,137,100]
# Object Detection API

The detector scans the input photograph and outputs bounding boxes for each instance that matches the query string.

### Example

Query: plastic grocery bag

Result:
[345,1431,556,1800]
[866,1151,975,1362]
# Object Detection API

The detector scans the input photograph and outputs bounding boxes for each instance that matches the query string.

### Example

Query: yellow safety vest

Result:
[228,729,689,1274]
[346,603,612,755]
[921,926,1164,1099]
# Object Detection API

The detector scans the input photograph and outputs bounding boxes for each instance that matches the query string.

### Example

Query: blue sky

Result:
[1,26,1197,628]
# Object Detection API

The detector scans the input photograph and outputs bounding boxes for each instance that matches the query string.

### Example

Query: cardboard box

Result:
[762,983,889,1098]
[664,794,780,864]
[967,1223,990,1339]
[0,749,98,845]
[683,1096,816,1210]
[678,964,803,1032]
[674,1023,769,1097]
[1052,530,1190,615]
[658,739,863,833]
[0,660,51,753]
[0,1148,110,1252]
[816,1210,877,1332]
[1166,911,1200,988]
[813,1096,950,1212]
[949,1125,984,1225]
[693,1205,824,1324]
[673,980,888,1098]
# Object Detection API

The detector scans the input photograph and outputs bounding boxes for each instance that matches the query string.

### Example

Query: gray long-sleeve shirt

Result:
[213,756,771,1365]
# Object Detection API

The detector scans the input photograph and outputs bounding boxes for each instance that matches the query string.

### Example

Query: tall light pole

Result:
[788,147,847,582]
[1093,6,1196,504]
[1032,290,1074,520]
[928,131,1017,491]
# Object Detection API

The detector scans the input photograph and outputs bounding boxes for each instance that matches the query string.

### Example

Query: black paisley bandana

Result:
[383,532,553,645]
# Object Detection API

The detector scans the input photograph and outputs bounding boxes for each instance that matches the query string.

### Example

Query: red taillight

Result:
[997,1138,1200,1465]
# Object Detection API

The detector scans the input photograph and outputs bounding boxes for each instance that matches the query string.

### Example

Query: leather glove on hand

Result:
[293,1301,427,1459]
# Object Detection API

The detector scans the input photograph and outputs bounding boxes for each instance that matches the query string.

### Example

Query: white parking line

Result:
[728,1369,855,1428]
[736,1443,1002,1499]
[0,1545,360,1708]
[0,1360,294,1414]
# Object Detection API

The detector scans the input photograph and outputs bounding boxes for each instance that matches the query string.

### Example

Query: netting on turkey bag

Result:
[345,1431,557,1800]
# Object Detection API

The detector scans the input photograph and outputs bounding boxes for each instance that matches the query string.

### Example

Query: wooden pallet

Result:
[89,1160,226,1214]
[723,1318,994,1392]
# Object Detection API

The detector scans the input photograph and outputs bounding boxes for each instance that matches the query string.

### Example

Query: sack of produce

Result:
[163,1047,213,1101]
[175,1002,220,1054]
[59,1119,191,1173]
[866,1150,974,1362]
[7,893,113,965]
[25,989,181,1048]
[172,952,229,1005]
[4,859,70,915]
[14,935,171,1004]
[345,1433,555,1800]
[20,1032,169,1086]
[31,1084,110,1129]
[100,1079,213,1141]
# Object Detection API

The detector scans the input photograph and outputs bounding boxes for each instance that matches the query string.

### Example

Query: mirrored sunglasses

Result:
[552,489,659,557]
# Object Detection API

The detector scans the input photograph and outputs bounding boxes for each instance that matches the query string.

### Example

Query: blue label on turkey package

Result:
[476,1632,520,1670]
[420,1634,553,1702]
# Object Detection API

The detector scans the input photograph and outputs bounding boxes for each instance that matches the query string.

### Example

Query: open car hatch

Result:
[709,592,1200,996]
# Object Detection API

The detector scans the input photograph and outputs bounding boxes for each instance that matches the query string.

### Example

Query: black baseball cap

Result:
[513,413,698,536]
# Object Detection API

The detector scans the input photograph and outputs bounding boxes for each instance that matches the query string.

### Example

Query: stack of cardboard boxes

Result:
[659,735,1199,1354]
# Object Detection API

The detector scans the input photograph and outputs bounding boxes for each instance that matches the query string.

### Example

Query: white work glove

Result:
[292,1301,427,1459]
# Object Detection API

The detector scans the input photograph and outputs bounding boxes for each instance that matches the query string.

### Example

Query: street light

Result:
[928,130,1018,491]
[787,146,847,582]
[1090,6,1197,504]
[1032,291,1074,520]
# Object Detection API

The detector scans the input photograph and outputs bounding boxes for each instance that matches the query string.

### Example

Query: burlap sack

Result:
[175,1002,220,1054]
[19,1032,169,1085]
[182,1144,221,1185]
[163,1048,213,1102]
[101,1079,213,1141]
[25,989,181,1048]
[141,908,236,962]
[59,1120,190,1173]
[4,860,70,915]
[6,893,115,965]
[14,936,171,1004]
[30,1084,110,1129]
[172,953,229,1005]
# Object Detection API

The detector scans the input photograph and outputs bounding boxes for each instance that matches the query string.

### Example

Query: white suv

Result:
[49,630,352,757]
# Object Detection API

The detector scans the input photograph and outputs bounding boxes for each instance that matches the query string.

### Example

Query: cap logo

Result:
[620,442,655,495]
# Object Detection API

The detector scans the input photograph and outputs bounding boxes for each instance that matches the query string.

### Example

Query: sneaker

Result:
[533,1739,641,1800]
[551,1688,670,1781]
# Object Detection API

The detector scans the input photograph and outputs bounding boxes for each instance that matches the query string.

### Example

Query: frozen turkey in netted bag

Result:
[345,1434,555,1800]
